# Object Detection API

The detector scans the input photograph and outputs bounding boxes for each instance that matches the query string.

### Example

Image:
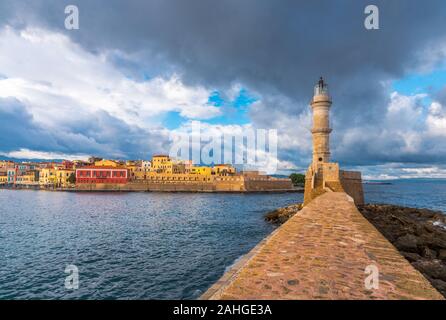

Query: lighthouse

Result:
[311,77,332,166]
[303,77,364,206]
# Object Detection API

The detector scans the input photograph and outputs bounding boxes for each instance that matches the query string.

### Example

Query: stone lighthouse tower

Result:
[311,77,332,166]
[303,77,364,206]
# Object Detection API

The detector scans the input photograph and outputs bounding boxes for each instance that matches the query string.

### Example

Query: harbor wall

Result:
[74,177,294,192]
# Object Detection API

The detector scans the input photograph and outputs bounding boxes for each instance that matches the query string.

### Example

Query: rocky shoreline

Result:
[264,203,303,224]
[265,203,446,298]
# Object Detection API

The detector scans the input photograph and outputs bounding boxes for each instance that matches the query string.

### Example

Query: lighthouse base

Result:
[303,162,364,206]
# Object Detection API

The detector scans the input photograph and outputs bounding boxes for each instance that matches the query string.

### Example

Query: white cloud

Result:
[0,26,220,132]
[426,101,446,136]
[363,173,399,181]
[400,166,446,179]
[0,148,89,160]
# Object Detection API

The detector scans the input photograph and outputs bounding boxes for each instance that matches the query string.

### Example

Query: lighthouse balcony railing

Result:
[314,85,329,96]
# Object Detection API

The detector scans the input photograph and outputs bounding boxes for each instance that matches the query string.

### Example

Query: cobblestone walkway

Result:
[202,192,443,300]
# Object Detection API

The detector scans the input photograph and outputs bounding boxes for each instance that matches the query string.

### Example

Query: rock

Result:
[401,251,422,262]
[421,246,437,259]
[412,260,446,282]
[423,224,436,234]
[358,204,446,298]
[439,249,446,261]
[431,279,446,296]
[420,234,446,250]
[265,204,302,224]
[395,234,419,252]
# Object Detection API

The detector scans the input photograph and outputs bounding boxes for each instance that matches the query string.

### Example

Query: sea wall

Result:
[244,178,294,191]
[202,192,443,300]
[75,177,293,192]
[75,181,216,192]
[340,170,364,205]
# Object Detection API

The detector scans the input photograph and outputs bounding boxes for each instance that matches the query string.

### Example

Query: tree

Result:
[289,173,305,186]
[68,172,76,185]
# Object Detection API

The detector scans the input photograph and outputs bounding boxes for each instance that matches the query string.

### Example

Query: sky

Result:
[0,0,446,179]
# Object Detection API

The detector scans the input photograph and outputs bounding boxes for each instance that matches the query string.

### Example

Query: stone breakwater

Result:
[264,201,446,298]
[358,204,446,297]
[202,192,443,300]
[264,203,303,224]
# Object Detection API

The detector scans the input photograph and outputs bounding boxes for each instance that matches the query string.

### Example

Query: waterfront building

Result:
[94,159,119,167]
[16,163,35,172]
[0,173,7,184]
[76,166,129,184]
[212,164,236,176]
[39,168,57,186]
[15,171,39,185]
[0,160,14,169]
[190,166,213,175]
[55,168,75,187]
[62,160,74,169]
[125,162,139,180]
[151,155,174,174]
[7,168,16,184]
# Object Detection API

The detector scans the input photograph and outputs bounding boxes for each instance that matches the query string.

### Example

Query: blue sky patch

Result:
[393,69,446,96]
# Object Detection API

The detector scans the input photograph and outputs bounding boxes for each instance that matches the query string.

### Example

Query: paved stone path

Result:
[202,192,443,300]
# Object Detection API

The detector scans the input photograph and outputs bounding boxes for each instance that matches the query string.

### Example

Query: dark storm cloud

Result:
[0,97,57,152]
[3,1,445,95]
[1,0,446,167]
[0,98,167,159]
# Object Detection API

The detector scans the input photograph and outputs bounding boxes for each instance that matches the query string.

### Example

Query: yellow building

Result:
[94,159,119,167]
[190,166,213,175]
[0,174,7,184]
[212,164,236,176]
[55,169,75,187]
[151,155,174,174]
[0,160,14,169]
[126,164,139,180]
[39,168,57,185]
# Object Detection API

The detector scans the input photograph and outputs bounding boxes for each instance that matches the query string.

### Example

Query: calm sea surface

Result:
[0,179,445,299]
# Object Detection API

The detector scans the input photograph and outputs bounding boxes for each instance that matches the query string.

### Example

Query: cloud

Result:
[0,25,224,160]
[0,149,89,161]
[362,164,446,180]
[427,101,446,137]
[0,96,170,160]
[0,1,446,175]
[0,26,220,127]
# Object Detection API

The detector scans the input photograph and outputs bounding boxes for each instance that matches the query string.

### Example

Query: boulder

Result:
[430,279,446,296]
[421,246,437,259]
[401,251,421,262]
[412,260,446,282]
[439,249,446,261]
[395,234,418,252]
